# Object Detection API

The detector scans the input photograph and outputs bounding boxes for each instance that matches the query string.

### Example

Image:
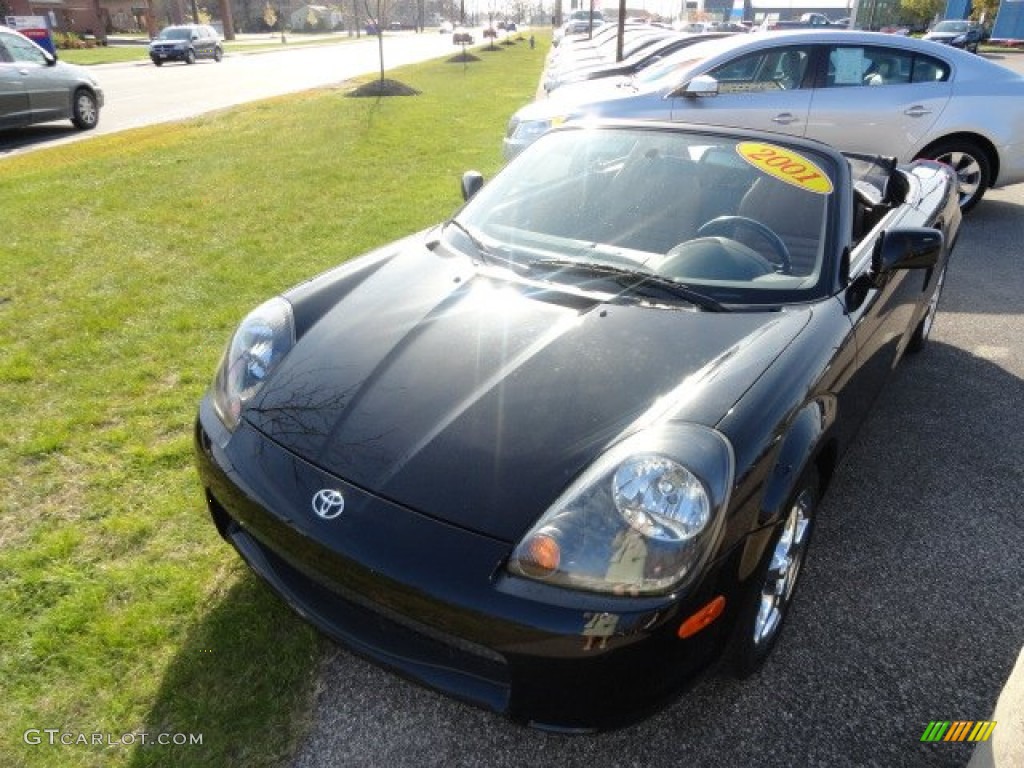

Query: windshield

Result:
[620,33,672,58]
[158,27,194,40]
[633,36,738,86]
[451,127,836,306]
[933,21,968,33]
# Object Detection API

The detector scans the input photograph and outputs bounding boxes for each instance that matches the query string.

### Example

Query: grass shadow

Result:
[126,573,320,768]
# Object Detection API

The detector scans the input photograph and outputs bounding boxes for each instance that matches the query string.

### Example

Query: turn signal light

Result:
[521,533,561,578]
[678,595,726,639]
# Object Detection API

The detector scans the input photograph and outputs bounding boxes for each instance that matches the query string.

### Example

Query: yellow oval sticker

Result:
[736,142,834,195]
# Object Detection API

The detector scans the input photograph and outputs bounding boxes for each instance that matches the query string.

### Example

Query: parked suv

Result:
[0,25,104,130]
[149,25,223,66]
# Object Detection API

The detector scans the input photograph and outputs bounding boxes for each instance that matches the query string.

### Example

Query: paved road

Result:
[0,31,467,155]
[288,51,1024,768]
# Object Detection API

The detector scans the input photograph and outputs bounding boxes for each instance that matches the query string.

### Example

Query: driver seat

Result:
[601,152,704,253]
[735,177,824,276]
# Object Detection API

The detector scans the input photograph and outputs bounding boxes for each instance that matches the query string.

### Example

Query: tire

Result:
[214,46,223,62]
[151,57,162,66]
[729,468,819,678]
[185,48,196,65]
[907,263,947,354]
[918,139,991,214]
[71,88,99,130]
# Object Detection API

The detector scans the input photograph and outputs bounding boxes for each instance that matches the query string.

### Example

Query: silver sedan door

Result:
[806,45,952,162]
[2,31,68,123]
[0,35,31,128]
[668,46,815,138]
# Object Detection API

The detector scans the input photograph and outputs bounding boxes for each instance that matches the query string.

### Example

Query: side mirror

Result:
[674,75,719,99]
[872,227,943,275]
[461,171,484,202]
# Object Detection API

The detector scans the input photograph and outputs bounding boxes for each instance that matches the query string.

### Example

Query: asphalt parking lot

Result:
[287,56,1024,768]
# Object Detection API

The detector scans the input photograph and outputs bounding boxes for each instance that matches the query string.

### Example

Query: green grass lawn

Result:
[0,32,547,768]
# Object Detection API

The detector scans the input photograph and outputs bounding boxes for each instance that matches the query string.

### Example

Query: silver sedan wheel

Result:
[753,488,813,648]
[72,90,99,130]
[933,149,982,209]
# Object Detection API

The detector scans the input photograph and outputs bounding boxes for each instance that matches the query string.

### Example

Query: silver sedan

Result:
[0,25,103,131]
[504,30,1024,212]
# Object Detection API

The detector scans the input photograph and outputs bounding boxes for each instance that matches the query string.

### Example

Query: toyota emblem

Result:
[311,489,345,520]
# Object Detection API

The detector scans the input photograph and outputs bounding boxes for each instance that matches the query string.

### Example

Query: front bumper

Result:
[924,36,970,48]
[194,397,742,729]
[149,45,188,61]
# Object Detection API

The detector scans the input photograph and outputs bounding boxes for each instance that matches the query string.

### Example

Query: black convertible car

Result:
[194,122,960,730]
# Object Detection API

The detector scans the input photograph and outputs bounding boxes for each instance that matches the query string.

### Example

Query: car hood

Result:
[519,77,655,120]
[923,32,961,41]
[246,236,812,541]
[51,60,99,87]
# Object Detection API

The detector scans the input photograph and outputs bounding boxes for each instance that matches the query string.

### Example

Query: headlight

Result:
[508,425,734,596]
[952,35,966,44]
[212,297,295,431]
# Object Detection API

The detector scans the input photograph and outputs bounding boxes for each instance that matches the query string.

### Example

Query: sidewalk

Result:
[969,645,1024,767]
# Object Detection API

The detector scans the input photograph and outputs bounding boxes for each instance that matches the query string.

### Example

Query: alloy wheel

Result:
[753,488,813,648]
[933,149,982,209]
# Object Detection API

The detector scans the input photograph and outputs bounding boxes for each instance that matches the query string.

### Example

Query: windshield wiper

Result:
[445,219,494,265]
[527,258,726,312]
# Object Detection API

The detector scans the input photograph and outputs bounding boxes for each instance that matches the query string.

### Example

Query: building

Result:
[288,3,340,30]
[3,0,186,38]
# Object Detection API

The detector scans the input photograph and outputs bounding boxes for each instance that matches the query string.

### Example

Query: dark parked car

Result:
[0,25,103,130]
[195,122,960,730]
[544,32,735,93]
[923,19,984,53]
[149,24,223,66]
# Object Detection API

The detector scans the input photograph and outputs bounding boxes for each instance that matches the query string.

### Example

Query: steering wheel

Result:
[697,216,792,275]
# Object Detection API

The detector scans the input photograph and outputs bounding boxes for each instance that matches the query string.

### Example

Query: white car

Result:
[505,29,1024,211]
